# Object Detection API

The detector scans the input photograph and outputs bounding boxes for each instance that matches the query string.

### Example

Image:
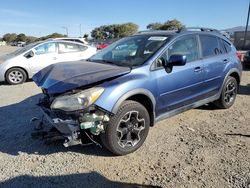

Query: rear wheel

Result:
[6,68,27,85]
[214,76,238,109]
[100,100,150,155]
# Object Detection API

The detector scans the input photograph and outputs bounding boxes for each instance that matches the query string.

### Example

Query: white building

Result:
[0,41,6,46]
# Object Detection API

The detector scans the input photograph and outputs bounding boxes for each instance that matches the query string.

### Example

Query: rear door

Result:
[57,42,88,62]
[199,34,226,97]
[152,34,206,115]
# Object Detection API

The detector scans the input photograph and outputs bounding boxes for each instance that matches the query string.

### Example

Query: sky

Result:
[0,0,249,37]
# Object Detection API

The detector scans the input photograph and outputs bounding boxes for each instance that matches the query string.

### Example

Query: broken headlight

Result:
[50,87,104,112]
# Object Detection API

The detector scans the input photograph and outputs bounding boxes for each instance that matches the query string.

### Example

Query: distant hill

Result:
[224,26,250,33]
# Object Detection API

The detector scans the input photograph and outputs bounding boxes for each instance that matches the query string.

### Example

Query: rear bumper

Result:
[0,65,6,82]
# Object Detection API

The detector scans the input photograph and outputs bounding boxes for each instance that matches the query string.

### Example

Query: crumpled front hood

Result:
[32,60,131,94]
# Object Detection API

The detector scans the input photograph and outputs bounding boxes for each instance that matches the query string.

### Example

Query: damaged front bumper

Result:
[31,100,110,147]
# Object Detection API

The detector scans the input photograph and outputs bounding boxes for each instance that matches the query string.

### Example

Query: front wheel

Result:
[214,76,238,109]
[100,100,150,155]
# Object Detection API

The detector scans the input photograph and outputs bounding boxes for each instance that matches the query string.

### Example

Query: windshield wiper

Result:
[89,59,118,66]
[89,59,132,68]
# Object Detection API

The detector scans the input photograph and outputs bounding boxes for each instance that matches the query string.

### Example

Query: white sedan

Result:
[0,40,96,84]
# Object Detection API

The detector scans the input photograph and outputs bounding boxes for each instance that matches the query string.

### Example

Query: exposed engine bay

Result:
[31,91,111,147]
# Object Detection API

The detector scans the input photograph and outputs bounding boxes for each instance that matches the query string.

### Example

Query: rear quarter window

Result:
[79,45,88,51]
[223,40,232,53]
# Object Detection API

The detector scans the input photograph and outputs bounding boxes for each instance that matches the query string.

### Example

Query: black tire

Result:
[214,76,238,109]
[100,100,150,155]
[6,68,27,85]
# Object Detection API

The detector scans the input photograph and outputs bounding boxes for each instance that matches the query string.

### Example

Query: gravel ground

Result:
[0,46,19,56]
[0,46,249,188]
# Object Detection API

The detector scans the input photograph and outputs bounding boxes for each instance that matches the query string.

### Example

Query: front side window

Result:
[89,35,170,67]
[200,35,221,57]
[167,36,199,63]
[34,42,56,55]
[155,35,199,68]
[58,42,81,53]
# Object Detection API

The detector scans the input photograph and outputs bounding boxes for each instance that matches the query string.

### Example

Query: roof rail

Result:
[137,30,177,34]
[178,27,220,33]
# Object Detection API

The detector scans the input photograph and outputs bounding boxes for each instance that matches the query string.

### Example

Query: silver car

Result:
[0,40,96,84]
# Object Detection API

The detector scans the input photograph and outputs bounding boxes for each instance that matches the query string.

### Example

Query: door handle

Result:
[223,59,229,64]
[52,57,57,60]
[194,66,202,72]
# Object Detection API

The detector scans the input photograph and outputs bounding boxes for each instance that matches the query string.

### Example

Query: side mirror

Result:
[24,50,34,59]
[168,54,187,66]
[161,54,186,73]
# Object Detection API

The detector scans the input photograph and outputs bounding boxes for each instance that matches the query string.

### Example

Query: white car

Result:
[0,40,96,84]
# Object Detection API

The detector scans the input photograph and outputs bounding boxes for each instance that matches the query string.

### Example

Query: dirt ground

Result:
[0,46,249,188]
[0,46,19,56]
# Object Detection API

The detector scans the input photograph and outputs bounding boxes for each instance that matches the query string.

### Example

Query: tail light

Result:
[236,52,242,61]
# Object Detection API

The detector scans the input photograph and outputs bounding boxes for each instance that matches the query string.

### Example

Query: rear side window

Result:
[200,35,221,58]
[58,42,81,53]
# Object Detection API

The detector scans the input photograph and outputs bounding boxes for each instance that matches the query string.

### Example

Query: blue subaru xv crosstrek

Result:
[32,27,242,155]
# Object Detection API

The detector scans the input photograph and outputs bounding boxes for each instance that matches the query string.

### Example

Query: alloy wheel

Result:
[8,70,24,84]
[116,111,145,148]
[224,80,236,104]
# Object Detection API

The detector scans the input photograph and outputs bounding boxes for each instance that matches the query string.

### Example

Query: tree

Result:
[91,22,139,40]
[160,19,183,30]
[147,19,184,31]
[16,33,27,42]
[116,23,139,38]
[146,22,163,30]
[26,36,37,43]
[48,32,66,38]
[3,33,17,43]
[38,33,67,41]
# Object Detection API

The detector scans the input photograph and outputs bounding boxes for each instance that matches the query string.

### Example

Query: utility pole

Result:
[244,1,250,49]
[79,24,82,37]
[62,26,68,37]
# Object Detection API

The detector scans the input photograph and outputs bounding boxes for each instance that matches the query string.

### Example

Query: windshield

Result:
[11,42,41,56]
[89,35,169,67]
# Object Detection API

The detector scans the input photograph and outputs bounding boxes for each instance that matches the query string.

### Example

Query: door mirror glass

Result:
[24,50,34,59]
[161,55,186,73]
[168,54,187,66]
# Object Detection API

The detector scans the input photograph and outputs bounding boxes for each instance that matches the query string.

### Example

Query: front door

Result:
[152,35,205,116]
[28,42,58,75]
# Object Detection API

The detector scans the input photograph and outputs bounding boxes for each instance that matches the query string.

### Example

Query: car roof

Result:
[134,27,230,41]
[44,39,88,46]
[49,37,88,43]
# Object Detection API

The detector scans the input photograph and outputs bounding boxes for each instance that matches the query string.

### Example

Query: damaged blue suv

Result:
[32,28,242,155]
